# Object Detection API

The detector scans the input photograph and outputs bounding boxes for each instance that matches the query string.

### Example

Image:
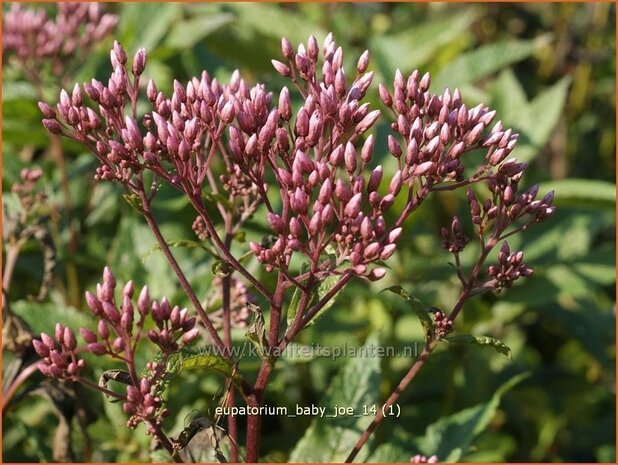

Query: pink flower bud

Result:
[368,268,387,281]
[380,244,397,260]
[42,119,63,134]
[87,343,107,356]
[357,50,370,74]
[345,193,363,218]
[378,84,393,107]
[413,161,434,176]
[80,328,98,344]
[33,339,50,357]
[355,109,380,134]
[389,170,402,196]
[38,101,56,118]
[272,59,290,77]
[344,142,357,173]
[63,327,77,350]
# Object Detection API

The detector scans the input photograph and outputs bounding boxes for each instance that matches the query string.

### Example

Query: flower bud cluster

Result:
[81,267,198,357]
[433,311,453,338]
[11,167,47,212]
[3,3,117,79]
[380,69,519,186]
[249,34,402,280]
[487,241,533,292]
[34,323,84,379]
[440,216,469,253]
[203,277,255,330]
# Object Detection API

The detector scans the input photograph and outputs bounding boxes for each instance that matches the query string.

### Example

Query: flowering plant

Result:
[30,30,557,462]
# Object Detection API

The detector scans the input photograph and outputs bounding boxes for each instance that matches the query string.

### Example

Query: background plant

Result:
[2,3,615,463]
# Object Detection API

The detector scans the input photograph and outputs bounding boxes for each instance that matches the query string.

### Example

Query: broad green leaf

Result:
[367,443,411,462]
[491,69,528,124]
[289,334,382,462]
[521,77,571,149]
[538,179,616,211]
[228,3,327,45]
[305,275,342,326]
[370,10,478,76]
[166,14,235,49]
[416,373,528,461]
[11,301,93,336]
[385,285,434,341]
[434,39,539,90]
[117,3,182,51]
[443,334,512,358]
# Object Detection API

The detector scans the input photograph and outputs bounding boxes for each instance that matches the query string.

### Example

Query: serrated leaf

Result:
[141,239,218,263]
[416,373,528,461]
[434,39,538,90]
[305,275,341,326]
[122,193,144,214]
[289,333,382,462]
[443,334,512,358]
[385,285,434,342]
[211,260,231,278]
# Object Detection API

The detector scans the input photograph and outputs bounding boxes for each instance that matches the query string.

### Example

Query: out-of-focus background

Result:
[2,2,615,462]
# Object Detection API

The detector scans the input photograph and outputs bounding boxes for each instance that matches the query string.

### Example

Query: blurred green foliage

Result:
[2,2,615,463]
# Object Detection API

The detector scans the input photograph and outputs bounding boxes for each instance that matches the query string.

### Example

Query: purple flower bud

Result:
[98,320,110,339]
[355,109,380,134]
[38,101,56,118]
[465,123,485,145]
[380,193,395,211]
[80,328,98,344]
[272,59,290,77]
[368,268,387,281]
[132,48,147,75]
[378,84,393,107]
[42,119,63,134]
[295,108,309,137]
[63,327,77,350]
[281,37,294,59]
[87,343,107,356]
[380,244,397,260]
[321,204,335,224]
[344,142,357,173]
[387,135,402,158]
[357,50,370,74]
[33,339,50,357]
[329,144,344,167]
[102,301,120,322]
[318,179,333,204]
[389,170,402,196]
[360,217,374,240]
[345,193,363,218]
[388,227,403,243]
[406,139,419,165]
[278,87,292,120]
[413,161,434,176]
[368,166,383,193]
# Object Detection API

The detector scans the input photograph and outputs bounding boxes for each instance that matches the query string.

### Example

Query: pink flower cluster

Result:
[3,3,117,78]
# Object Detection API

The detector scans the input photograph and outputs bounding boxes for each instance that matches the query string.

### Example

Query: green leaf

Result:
[434,39,539,90]
[289,333,382,462]
[537,179,616,211]
[122,193,144,214]
[287,274,343,329]
[11,301,93,336]
[370,10,478,75]
[117,3,182,51]
[367,443,411,462]
[211,260,231,278]
[166,13,235,49]
[245,303,271,361]
[443,334,512,358]
[521,77,571,148]
[416,373,528,461]
[228,3,327,45]
[141,239,218,263]
[385,285,434,341]
[305,275,342,326]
